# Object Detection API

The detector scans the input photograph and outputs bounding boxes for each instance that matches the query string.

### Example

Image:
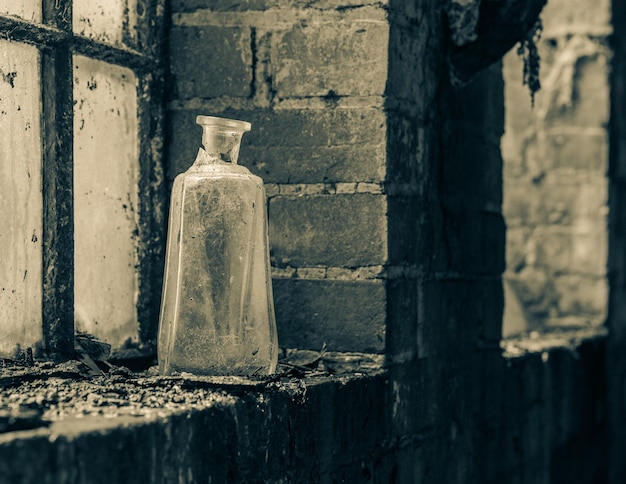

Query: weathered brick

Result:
[169,26,252,99]
[438,208,506,276]
[541,0,611,34]
[502,50,539,145]
[517,355,547,462]
[387,196,420,265]
[503,181,538,227]
[543,131,608,172]
[534,180,608,226]
[331,376,388,465]
[167,108,386,184]
[554,274,608,318]
[387,25,429,106]
[418,279,504,355]
[269,194,387,267]
[443,134,503,209]
[447,62,505,139]
[545,55,610,128]
[443,65,504,212]
[505,178,608,228]
[272,279,385,352]
[476,349,508,481]
[533,226,608,277]
[272,22,388,97]
[390,198,504,279]
[506,226,532,272]
[507,267,555,319]
[385,278,418,358]
[171,0,384,12]
[385,112,431,191]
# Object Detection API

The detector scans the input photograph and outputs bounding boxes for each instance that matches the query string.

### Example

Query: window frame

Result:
[0,0,166,360]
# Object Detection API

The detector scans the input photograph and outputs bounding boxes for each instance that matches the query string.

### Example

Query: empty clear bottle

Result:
[158,115,278,376]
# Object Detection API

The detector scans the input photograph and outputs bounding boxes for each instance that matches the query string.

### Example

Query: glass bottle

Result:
[158,115,278,376]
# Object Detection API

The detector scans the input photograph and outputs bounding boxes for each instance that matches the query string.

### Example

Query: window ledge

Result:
[0,352,387,482]
[501,326,607,359]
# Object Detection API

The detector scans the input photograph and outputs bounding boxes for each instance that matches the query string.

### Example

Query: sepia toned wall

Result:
[0,1,616,482]
[502,0,611,333]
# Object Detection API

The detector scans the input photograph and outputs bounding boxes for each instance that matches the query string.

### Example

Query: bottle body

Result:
[158,117,277,376]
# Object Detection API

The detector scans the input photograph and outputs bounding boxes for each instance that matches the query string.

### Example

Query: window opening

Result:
[0,1,165,360]
[502,0,611,337]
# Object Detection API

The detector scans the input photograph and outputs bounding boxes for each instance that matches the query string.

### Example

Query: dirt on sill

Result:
[0,348,384,435]
[501,326,607,358]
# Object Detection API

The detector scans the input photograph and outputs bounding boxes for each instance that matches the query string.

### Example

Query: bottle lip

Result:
[196,115,251,132]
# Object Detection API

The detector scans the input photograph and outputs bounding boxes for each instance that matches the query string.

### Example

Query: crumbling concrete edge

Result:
[0,372,390,483]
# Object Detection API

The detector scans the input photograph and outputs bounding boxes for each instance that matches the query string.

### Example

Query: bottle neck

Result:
[190,148,251,176]
[200,126,244,164]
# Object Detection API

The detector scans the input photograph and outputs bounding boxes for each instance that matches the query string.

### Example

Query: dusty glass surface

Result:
[0,0,42,22]
[73,0,137,47]
[158,116,278,376]
[0,41,42,356]
[73,55,139,348]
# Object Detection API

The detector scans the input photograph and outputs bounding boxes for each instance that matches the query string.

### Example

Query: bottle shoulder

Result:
[173,166,265,194]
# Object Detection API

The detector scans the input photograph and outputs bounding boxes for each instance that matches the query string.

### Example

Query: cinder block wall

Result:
[502,0,611,331]
[163,1,609,482]
[169,1,401,353]
[167,0,505,356]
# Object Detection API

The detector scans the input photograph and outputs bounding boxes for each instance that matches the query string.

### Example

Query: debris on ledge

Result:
[501,326,607,358]
[0,349,385,434]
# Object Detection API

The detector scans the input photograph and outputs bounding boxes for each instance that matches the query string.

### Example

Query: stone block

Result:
[448,62,505,138]
[554,274,608,318]
[533,226,608,277]
[385,112,431,191]
[545,55,610,128]
[504,177,608,229]
[171,0,384,12]
[272,278,386,352]
[507,267,555,321]
[543,131,608,173]
[533,179,608,226]
[418,279,503,355]
[503,181,538,228]
[387,195,420,265]
[167,108,387,184]
[385,278,418,358]
[404,203,505,279]
[502,49,539,147]
[541,0,611,34]
[443,67,504,212]
[506,226,532,273]
[169,26,252,99]
[387,25,428,107]
[439,208,506,276]
[331,375,388,465]
[272,22,388,97]
[443,134,503,209]
[269,194,387,267]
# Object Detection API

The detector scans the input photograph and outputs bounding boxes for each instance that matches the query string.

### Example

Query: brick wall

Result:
[502,0,611,332]
[159,0,609,481]
[0,335,607,483]
[168,1,392,353]
[0,1,613,482]
[608,1,626,482]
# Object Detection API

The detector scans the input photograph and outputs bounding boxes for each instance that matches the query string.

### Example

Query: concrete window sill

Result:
[0,351,387,483]
[501,326,607,359]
